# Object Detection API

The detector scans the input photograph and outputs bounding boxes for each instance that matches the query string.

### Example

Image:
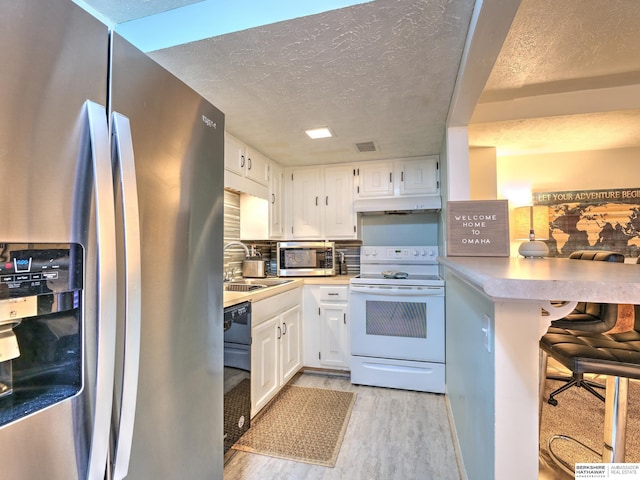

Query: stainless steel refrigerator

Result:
[0,0,225,478]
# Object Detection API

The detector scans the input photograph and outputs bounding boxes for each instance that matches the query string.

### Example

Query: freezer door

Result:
[0,1,113,480]
[109,33,225,479]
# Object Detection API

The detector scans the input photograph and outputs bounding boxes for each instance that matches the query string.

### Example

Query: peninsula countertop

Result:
[439,255,640,479]
[438,255,640,304]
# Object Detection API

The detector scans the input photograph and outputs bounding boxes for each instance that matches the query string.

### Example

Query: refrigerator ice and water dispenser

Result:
[0,243,83,426]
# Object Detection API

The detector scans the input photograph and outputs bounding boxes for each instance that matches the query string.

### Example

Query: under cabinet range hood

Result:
[353,195,442,214]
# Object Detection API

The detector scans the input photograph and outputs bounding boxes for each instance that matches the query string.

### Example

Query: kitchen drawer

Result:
[319,285,348,302]
[252,288,301,326]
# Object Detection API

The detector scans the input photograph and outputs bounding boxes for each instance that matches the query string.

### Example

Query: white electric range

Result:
[349,245,445,393]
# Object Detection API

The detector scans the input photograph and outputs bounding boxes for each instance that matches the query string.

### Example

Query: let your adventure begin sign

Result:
[447,200,510,256]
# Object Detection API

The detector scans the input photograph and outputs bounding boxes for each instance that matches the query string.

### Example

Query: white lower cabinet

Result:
[279,306,302,383]
[319,302,349,369]
[303,285,350,371]
[251,288,302,417]
[251,317,279,417]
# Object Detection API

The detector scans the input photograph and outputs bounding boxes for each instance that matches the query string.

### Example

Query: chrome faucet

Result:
[223,241,250,257]
[223,267,237,282]
[223,242,250,282]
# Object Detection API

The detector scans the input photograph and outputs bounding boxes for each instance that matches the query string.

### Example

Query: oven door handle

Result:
[349,285,444,296]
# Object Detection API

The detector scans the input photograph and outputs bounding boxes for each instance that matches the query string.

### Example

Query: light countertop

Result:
[223,275,353,308]
[438,255,640,304]
[291,275,354,285]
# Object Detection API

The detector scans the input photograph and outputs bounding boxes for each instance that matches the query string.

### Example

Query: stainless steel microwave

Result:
[276,241,335,276]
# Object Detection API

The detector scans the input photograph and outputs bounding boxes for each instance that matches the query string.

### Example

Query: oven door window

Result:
[366,300,426,338]
[349,290,444,363]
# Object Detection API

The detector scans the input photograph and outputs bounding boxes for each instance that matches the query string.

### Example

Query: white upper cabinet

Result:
[269,161,284,239]
[356,161,394,197]
[224,132,246,177]
[397,156,439,195]
[287,165,357,239]
[224,132,269,199]
[244,147,270,187]
[355,156,439,198]
[289,167,324,238]
[324,165,357,238]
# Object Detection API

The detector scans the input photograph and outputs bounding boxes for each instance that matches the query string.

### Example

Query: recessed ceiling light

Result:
[305,127,333,139]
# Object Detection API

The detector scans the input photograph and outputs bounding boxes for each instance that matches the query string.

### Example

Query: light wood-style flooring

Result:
[224,372,463,480]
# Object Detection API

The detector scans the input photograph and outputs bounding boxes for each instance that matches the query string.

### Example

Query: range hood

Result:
[353,195,442,214]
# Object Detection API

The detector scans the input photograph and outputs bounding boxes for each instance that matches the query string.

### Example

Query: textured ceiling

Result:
[470,109,640,156]
[469,0,640,156]
[147,0,475,166]
[80,0,640,164]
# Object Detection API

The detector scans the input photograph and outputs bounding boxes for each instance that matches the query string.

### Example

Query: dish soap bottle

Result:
[339,251,347,275]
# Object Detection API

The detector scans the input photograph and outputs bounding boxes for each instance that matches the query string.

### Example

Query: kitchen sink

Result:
[234,278,293,286]
[224,283,265,292]
[223,278,293,291]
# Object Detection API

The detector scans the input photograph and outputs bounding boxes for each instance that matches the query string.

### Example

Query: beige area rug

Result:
[231,385,356,467]
[540,375,640,471]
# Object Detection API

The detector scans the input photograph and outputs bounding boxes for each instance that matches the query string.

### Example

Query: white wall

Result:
[497,146,640,196]
[490,146,640,255]
[470,147,497,200]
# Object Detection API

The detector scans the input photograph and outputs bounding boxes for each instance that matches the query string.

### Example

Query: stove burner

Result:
[382,271,409,279]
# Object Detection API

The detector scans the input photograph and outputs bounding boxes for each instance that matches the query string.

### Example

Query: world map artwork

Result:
[534,188,640,257]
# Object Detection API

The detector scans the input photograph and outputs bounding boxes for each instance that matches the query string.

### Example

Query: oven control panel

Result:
[360,245,438,264]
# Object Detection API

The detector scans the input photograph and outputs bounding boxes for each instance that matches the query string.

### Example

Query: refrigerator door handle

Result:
[85,101,119,480]
[111,112,142,480]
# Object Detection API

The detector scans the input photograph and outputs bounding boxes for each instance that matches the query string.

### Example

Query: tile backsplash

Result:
[223,189,361,277]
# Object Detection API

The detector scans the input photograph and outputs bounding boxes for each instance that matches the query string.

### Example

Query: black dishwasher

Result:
[223,301,251,453]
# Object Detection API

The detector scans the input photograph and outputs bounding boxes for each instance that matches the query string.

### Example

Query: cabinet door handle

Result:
[401,171,404,182]
[277,326,282,339]
[240,154,245,168]
[344,313,346,324]
[325,196,328,206]
[271,193,276,204]
[389,172,392,183]
[282,322,287,335]
[315,196,318,206]
[328,292,339,296]
[247,157,252,170]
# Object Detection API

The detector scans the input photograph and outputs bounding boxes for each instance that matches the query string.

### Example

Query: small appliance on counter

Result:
[338,251,348,275]
[276,241,335,276]
[242,255,267,278]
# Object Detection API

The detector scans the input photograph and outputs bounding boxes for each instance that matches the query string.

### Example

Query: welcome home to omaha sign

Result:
[446,200,510,256]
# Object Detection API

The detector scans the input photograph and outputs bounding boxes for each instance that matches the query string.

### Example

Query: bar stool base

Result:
[547,434,601,477]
